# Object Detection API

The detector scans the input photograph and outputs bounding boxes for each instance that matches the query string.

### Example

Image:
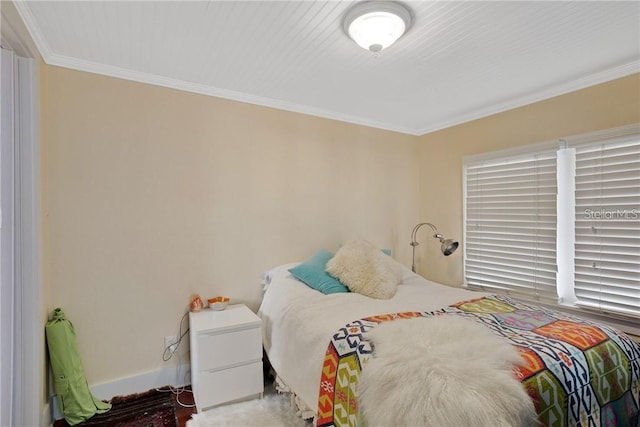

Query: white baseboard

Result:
[50,363,190,422]
[42,402,51,427]
[90,363,191,400]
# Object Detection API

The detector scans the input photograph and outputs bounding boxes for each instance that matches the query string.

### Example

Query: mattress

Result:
[257,262,488,413]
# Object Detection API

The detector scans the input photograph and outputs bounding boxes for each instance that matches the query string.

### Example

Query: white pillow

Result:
[326,238,402,299]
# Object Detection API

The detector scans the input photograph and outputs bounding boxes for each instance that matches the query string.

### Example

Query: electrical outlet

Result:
[164,335,178,354]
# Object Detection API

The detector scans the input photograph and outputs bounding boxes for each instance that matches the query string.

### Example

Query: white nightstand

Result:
[189,304,263,412]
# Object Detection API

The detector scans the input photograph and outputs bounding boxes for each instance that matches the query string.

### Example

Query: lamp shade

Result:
[441,239,459,256]
[344,1,412,52]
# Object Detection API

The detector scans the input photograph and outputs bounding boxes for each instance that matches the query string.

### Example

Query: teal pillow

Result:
[289,250,350,294]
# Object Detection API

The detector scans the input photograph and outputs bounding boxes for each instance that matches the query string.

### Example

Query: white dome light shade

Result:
[348,12,406,52]
[344,2,412,53]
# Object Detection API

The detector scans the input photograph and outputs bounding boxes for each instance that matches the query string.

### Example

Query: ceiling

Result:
[14,1,640,136]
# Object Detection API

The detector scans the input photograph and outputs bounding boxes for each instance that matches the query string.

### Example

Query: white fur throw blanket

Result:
[358,316,536,427]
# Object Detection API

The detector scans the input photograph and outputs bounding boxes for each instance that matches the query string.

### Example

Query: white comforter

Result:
[257,262,487,414]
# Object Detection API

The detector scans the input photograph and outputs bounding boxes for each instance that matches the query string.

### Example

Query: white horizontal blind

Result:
[573,135,640,318]
[464,149,558,303]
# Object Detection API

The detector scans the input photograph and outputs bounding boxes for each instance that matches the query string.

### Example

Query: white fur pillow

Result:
[326,238,402,299]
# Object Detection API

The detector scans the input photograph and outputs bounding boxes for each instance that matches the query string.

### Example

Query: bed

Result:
[257,243,640,427]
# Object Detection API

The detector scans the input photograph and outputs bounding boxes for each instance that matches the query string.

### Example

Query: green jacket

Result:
[45,308,111,425]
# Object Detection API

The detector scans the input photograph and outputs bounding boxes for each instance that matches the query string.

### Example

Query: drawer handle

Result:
[200,324,260,336]
[202,358,262,373]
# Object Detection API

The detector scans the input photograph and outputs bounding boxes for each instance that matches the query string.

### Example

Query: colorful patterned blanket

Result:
[316,295,640,427]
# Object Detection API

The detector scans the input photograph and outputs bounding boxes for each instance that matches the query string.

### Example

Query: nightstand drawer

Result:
[198,361,263,410]
[197,326,261,372]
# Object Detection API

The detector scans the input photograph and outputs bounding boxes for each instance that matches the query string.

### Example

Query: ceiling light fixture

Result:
[343,1,412,53]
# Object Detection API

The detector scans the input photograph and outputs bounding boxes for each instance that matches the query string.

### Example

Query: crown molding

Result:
[11,0,638,138]
[415,61,640,136]
[39,50,640,138]
[1,1,40,58]
[11,1,52,61]
[45,51,421,136]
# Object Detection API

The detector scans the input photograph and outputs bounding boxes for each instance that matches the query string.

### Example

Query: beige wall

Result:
[415,73,640,286]
[42,63,639,389]
[41,66,418,386]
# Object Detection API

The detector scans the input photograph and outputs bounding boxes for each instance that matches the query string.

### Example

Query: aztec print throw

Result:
[316,295,640,427]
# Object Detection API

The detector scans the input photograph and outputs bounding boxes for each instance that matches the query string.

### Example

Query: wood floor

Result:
[172,387,197,427]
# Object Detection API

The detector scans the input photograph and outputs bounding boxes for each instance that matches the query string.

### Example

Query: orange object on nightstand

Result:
[207,296,229,311]
[190,294,204,312]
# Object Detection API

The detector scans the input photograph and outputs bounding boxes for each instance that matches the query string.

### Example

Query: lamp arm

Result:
[410,222,439,245]
[411,222,439,273]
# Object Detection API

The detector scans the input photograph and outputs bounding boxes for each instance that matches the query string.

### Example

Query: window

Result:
[463,125,640,322]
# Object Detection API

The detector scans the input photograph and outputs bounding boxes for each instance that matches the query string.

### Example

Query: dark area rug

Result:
[55,388,178,427]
